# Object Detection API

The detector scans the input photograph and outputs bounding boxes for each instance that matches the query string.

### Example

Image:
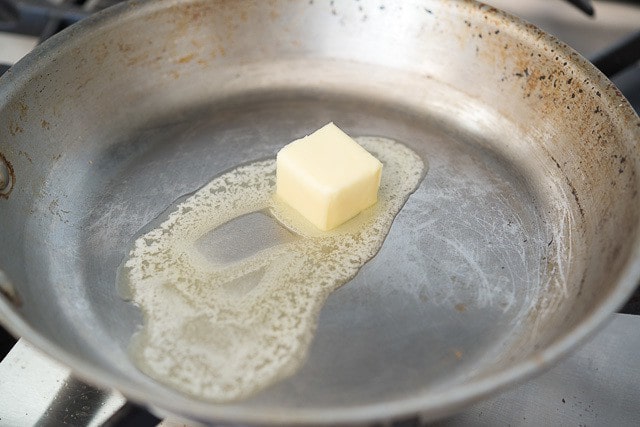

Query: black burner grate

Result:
[0,0,120,40]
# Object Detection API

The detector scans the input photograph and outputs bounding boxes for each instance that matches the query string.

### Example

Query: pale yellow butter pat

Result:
[276,123,383,231]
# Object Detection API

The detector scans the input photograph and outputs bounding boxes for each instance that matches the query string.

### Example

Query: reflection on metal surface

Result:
[438,314,640,426]
[0,340,125,426]
[0,32,37,64]
[1,315,638,425]
[37,377,118,426]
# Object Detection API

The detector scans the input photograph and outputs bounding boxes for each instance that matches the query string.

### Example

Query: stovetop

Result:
[0,1,639,426]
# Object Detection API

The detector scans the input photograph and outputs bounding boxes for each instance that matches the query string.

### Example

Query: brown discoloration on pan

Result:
[0,1,638,424]
[453,0,640,365]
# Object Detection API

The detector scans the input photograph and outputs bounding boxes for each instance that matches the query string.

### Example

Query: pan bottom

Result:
[24,86,573,409]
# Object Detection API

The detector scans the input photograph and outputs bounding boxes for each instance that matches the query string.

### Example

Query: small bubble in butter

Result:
[118,137,425,401]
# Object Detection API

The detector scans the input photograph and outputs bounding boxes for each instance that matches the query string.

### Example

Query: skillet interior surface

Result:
[0,0,639,424]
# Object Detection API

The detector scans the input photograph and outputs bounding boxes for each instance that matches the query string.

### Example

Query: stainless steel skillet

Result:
[0,0,639,424]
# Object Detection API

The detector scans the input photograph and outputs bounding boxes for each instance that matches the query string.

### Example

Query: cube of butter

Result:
[276,122,383,231]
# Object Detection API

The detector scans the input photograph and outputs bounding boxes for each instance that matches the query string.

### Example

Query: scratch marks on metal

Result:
[391,139,574,340]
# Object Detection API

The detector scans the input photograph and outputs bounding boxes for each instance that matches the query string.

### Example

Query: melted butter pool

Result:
[118,137,425,401]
